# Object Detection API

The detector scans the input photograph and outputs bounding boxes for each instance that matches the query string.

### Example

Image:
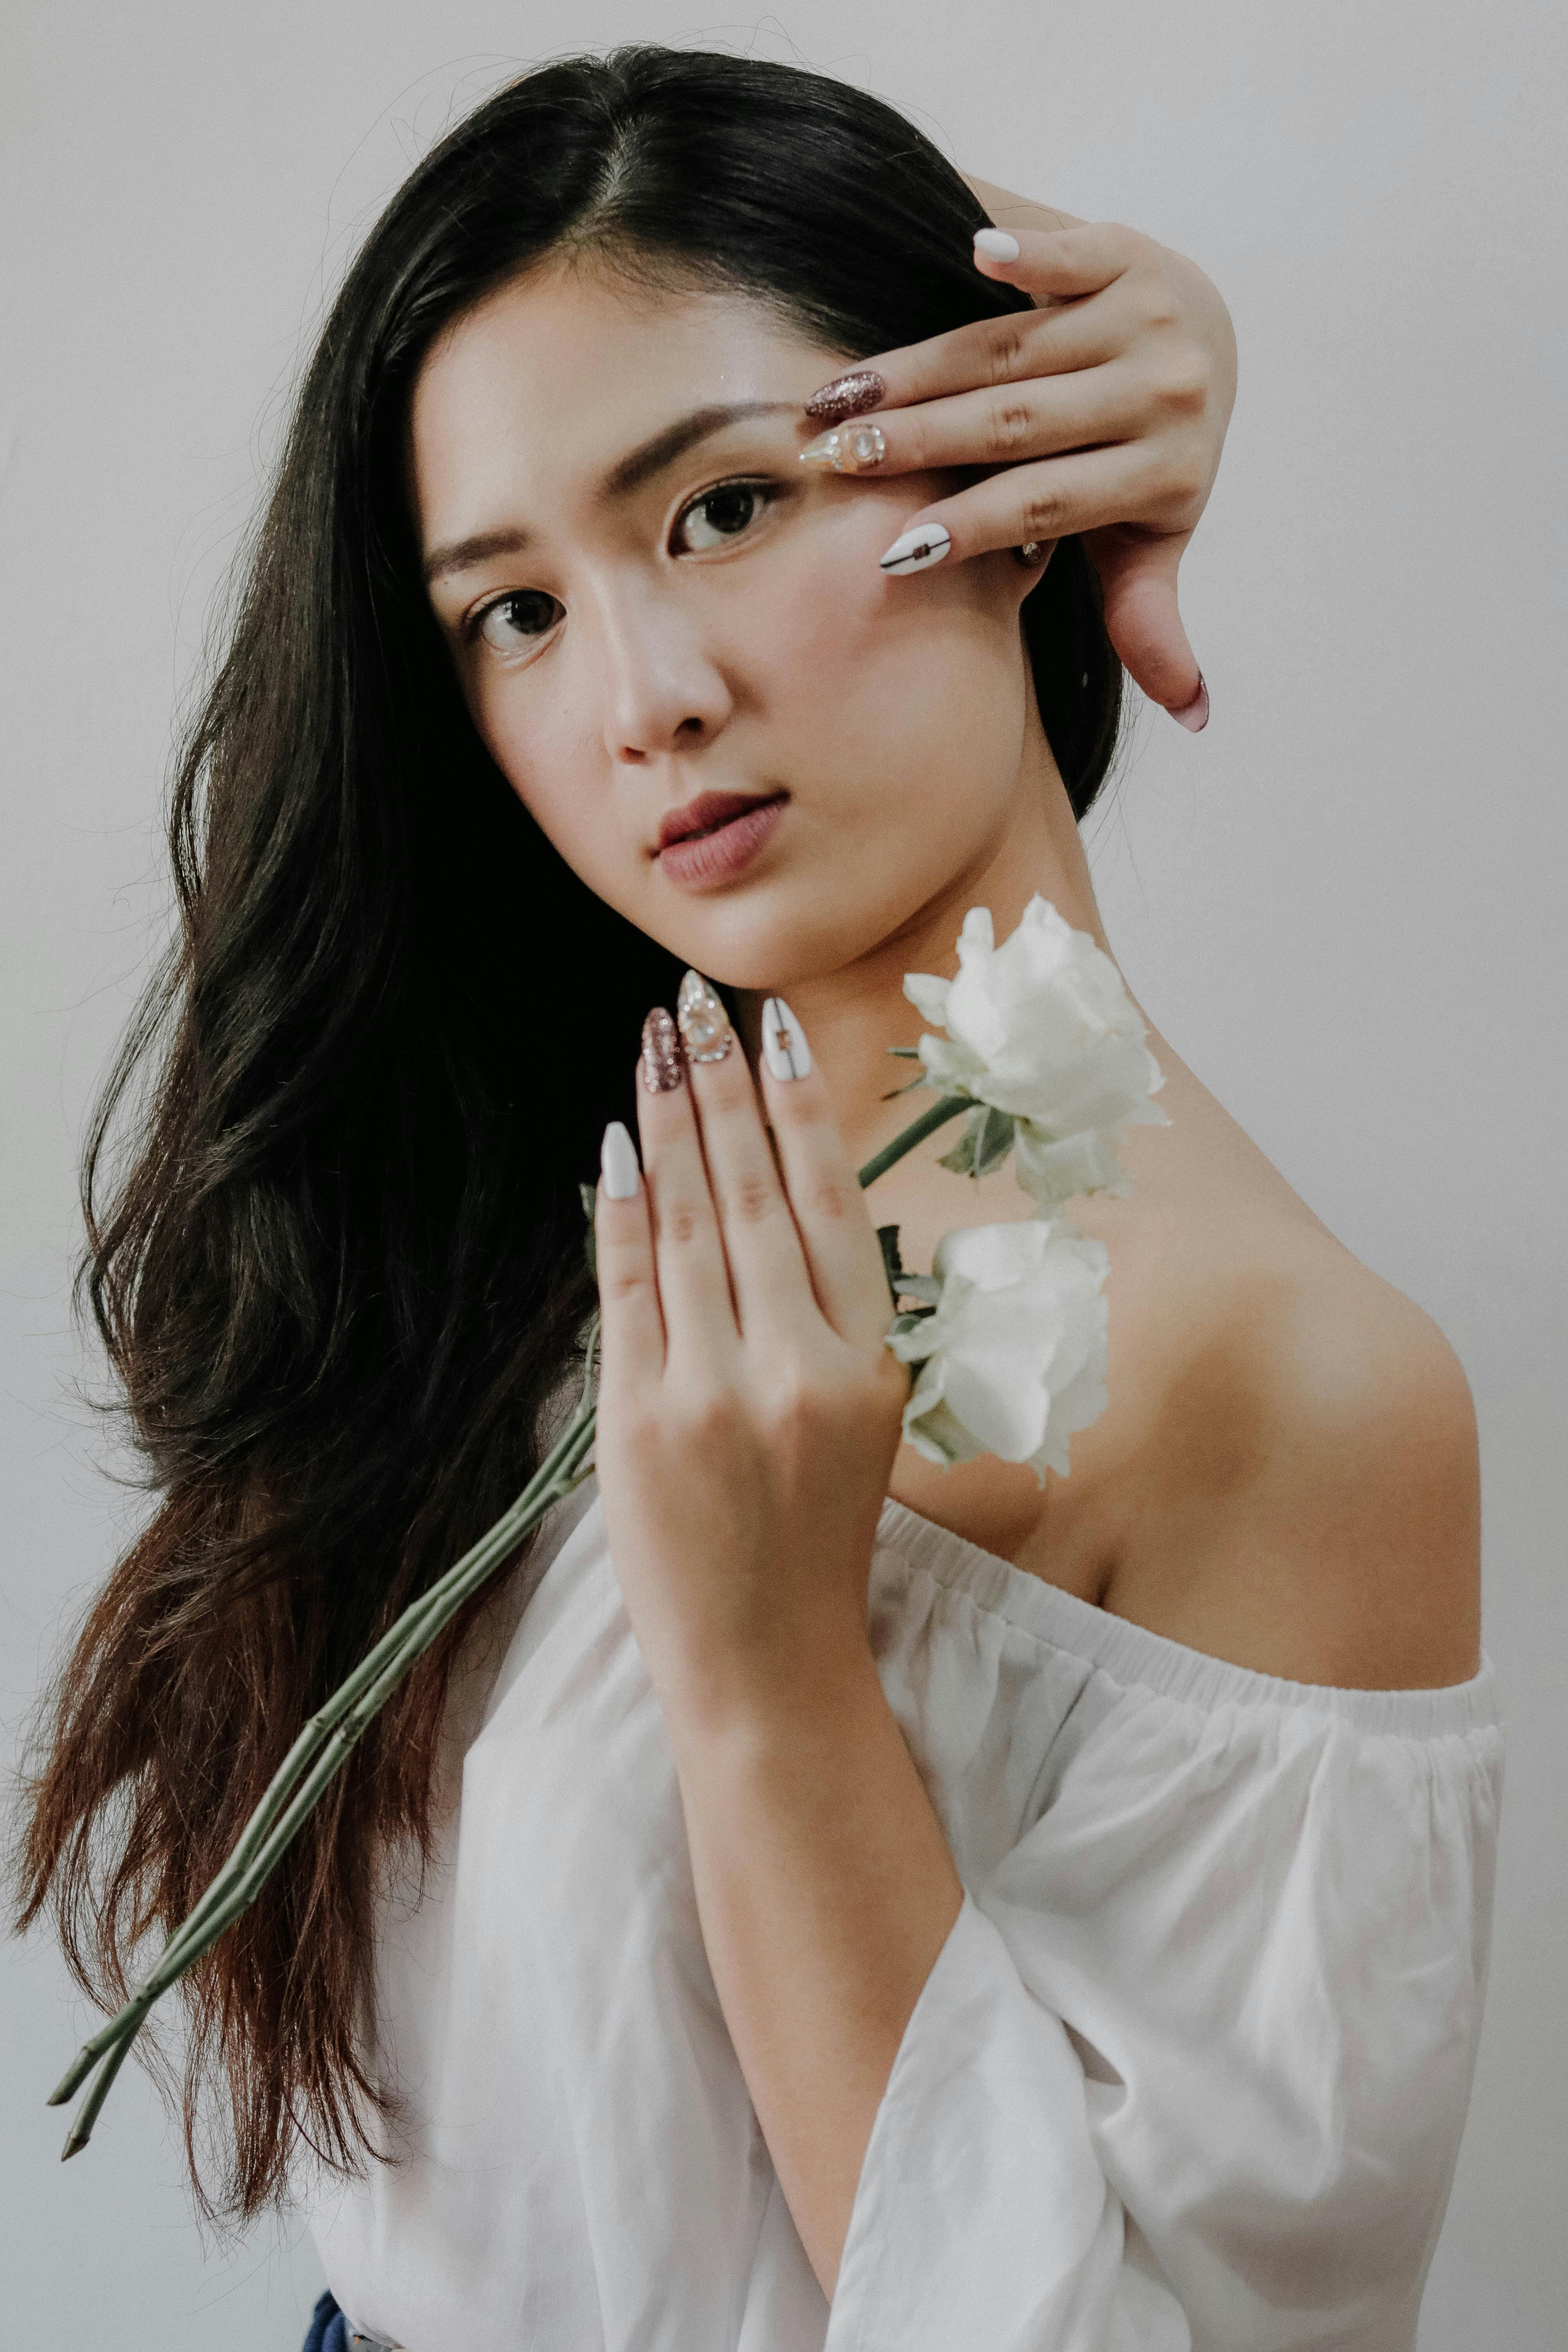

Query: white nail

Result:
[600,1120,641,1199]
[974,227,1020,261]
[761,997,812,1081]
[878,523,952,576]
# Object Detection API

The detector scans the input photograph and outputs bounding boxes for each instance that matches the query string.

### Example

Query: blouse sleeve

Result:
[823,1673,1503,2352]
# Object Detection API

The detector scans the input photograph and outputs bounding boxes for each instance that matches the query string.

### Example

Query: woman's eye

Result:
[673,482,774,554]
[474,590,563,655]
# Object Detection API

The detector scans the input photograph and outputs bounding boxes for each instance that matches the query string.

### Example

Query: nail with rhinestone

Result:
[800,421,887,475]
[803,368,886,425]
[675,969,734,1063]
[760,997,812,1082]
[640,1005,685,1093]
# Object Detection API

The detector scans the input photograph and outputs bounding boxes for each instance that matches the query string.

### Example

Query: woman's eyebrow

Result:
[421,399,799,587]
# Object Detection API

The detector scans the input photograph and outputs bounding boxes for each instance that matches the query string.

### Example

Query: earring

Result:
[1013,541,1044,566]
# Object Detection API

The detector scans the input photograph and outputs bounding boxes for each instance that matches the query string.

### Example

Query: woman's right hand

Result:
[800,192,1236,730]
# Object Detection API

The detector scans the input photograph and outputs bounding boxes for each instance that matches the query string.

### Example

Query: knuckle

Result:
[1104,220,1147,263]
[724,1170,779,1227]
[661,1198,706,1248]
[984,319,1033,387]
[601,1262,652,1308]
[806,1174,859,1224]
[1140,291,1184,336]
[765,1361,824,1436]
[1020,483,1070,539]
[985,396,1038,461]
[689,1385,743,1448]
[1154,350,1209,412]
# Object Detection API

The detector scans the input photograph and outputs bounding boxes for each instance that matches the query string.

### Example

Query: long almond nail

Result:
[878,523,951,576]
[601,1120,641,1198]
[675,969,733,1063]
[803,369,886,424]
[799,422,887,475]
[761,997,813,1081]
[640,1006,684,1093]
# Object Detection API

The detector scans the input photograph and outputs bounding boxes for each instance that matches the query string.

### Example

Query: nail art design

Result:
[760,997,813,1082]
[640,1006,685,1093]
[799,422,887,475]
[675,969,734,1063]
[803,369,886,425]
[601,1120,641,1198]
[878,523,952,576]
[1169,673,1209,733]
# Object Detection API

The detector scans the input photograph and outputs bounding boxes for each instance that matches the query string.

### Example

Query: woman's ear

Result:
[998,536,1059,614]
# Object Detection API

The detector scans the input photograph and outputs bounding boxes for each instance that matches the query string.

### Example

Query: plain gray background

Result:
[3,4,1563,2345]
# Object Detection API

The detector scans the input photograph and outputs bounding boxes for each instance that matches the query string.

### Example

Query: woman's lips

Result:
[656,793,788,890]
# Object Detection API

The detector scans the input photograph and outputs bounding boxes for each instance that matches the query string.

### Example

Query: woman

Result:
[16,44,1499,2352]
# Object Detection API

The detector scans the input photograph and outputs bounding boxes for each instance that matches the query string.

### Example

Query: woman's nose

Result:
[594,588,734,763]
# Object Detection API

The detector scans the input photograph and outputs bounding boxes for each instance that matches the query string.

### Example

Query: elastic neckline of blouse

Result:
[874,1496,1502,1739]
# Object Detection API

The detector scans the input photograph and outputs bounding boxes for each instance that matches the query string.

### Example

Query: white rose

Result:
[887,1218,1110,1485]
[903,895,1171,1211]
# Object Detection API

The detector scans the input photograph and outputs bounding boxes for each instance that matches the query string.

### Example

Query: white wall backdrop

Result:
[3,5,1563,2345]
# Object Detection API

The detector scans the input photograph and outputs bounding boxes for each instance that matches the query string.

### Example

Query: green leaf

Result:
[971,1105,1018,1178]
[888,1307,937,1340]
[937,1104,1017,1180]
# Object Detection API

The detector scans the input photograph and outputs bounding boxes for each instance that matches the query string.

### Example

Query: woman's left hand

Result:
[591,994,909,1735]
[802,191,1237,728]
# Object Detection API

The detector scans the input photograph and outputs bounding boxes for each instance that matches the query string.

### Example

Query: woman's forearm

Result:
[666,1659,965,2305]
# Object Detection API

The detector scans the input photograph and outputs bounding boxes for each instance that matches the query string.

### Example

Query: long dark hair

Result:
[13,42,1127,2218]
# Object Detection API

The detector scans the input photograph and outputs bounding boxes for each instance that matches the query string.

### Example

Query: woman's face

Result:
[410,259,1047,992]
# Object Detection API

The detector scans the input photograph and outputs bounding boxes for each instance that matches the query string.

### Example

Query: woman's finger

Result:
[875,441,1165,575]
[672,973,820,1343]
[1080,525,1206,721]
[802,224,1143,425]
[592,1121,666,1385]
[632,1009,739,1361]
[754,998,893,1352]
[969,218,1148,306]
[802,349,1156,490]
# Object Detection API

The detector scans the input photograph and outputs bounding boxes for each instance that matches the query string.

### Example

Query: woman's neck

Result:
[736,734,1120,1176]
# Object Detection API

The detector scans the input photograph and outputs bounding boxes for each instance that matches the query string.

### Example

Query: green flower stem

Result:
[51,1397,598,2150]
[855,1093,971,1190]
[49,1091,969,2160]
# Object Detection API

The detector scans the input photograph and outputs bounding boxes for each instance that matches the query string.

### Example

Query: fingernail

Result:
[761,997,812,1081]
[640,1006,685,1093]
[601,1120,641,1199]
[803,368,886,424]
[675,968,733,1063]
[974,227,1020,261]
[799,421,887,474]
[1168,672,1209,732]
[878,523,951,576]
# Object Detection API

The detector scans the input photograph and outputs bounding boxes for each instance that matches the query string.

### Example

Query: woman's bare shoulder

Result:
[1102,1223,1483,1691]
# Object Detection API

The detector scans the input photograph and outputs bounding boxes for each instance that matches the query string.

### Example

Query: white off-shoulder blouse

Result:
[299,1478,1503,2352]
